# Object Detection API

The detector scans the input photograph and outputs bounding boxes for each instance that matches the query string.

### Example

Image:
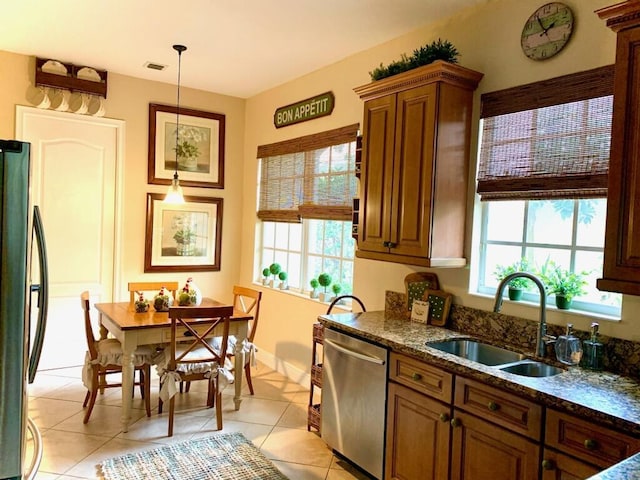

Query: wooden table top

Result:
[94,298,252,331]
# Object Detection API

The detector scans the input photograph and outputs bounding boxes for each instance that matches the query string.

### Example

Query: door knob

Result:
[541,459,555,470]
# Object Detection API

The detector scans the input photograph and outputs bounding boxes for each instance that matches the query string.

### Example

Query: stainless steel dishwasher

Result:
[321,327,389,480]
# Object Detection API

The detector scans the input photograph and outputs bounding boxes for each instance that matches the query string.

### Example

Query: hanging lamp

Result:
[164,44,187,204]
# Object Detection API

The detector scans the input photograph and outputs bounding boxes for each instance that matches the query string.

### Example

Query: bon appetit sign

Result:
[274,91,335,128]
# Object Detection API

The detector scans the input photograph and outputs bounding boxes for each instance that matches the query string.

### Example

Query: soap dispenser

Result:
[554,323,583,365]
[580,322,604,371]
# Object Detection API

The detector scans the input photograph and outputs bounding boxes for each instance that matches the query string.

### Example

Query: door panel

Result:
[17,109,120,370]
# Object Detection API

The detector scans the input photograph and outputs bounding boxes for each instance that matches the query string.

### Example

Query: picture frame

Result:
[405,272,440,311]
[148,103,225,189]
[144,193,223,272]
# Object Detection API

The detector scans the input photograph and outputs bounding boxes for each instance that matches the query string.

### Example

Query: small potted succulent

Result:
[261,267,271,286]
[309,278,320,299]
[134,292,149,313]
[317,273,332,302]
[153,286,173,312]
[269,263,281,288]
[278,271,288,290]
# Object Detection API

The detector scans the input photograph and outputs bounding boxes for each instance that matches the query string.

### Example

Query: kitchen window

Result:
[257,125,358,295]
[475,66,621,316]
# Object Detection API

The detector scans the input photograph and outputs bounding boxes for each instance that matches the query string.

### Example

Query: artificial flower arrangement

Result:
[134,292,150,313]
[153,286,173,312]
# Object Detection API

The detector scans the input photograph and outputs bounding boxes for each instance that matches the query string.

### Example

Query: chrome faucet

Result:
[493,272,555,357]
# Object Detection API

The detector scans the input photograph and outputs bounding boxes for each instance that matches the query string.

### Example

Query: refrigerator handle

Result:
[28,205,48,383]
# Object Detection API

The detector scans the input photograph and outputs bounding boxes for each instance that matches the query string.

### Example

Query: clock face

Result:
[521,2,574,61]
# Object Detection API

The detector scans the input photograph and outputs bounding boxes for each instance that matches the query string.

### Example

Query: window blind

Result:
[477,65,614,201]
[257,124,359,222]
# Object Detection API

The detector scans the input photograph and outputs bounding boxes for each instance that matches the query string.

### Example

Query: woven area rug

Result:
[97,432,289,480]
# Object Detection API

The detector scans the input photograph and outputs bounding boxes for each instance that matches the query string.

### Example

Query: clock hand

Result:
[539,20,556,37]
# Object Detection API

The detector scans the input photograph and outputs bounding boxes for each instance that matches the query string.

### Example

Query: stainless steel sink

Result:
[499,360,564,377]
[427,339,527,366]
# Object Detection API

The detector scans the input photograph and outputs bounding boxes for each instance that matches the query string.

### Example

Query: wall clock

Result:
[521,2,575,60]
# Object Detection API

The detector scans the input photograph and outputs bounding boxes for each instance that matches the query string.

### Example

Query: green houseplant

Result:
[269,263,281,287]
[330,283,343,303]
[369,38,460,81]
[493,258,532,301]
[278,271,288,290]
[318,273,332,302]
[538,260,589,309]
[261,267,271,286]
[309,278,320,299]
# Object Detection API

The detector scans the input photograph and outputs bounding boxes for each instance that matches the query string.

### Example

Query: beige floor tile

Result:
[260,426,334,468]
[38,429,110,475]
[221,395,289,425]
[32,472,60,480]
[65,436,163,478]
[54,403,147,437]
[329,456,376,479]
[277,402,310,429]
[272,460,329,479]
[29,397,85,429]
[117,410,211,444]
[28,374,78,398]
[194,419,274,447]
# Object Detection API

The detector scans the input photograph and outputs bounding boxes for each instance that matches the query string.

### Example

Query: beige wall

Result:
[0,51,246,306]
[241,0,637,379]
[1,0,635,383]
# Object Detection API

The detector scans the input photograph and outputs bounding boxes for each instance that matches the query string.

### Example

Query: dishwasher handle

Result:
[324,338,386,365]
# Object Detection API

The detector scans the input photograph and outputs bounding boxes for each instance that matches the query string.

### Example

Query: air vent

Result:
[144,62,167,71]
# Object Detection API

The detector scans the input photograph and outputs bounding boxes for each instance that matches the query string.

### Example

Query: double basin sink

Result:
[427,339,564,377]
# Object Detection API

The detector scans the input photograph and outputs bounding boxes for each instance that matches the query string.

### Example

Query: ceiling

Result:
[1,0,489,98]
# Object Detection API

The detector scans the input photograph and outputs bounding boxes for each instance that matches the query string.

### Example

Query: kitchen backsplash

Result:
[385,290,640,380]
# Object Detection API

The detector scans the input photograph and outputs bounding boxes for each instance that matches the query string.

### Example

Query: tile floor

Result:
[27,362,373,479]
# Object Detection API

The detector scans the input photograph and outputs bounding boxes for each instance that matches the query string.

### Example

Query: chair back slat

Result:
[128,281,179,305]
[232,286,262,342]
[81,290,99,360]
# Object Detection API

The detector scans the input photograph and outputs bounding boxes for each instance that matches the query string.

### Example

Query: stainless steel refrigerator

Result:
[0,140,49,480]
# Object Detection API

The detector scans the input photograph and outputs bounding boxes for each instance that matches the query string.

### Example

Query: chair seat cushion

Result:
[82,339,156,389]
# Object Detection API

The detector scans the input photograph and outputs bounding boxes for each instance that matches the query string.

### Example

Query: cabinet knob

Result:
[541,459,555,470]
[584,439,598,450]
[388,242,397,248]
[412,372,422,381]
[450,417,461,428]
[383,241,390,247]
[439,413,450,423]
[487,401,499,411]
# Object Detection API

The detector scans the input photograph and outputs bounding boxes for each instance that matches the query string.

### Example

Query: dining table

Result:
[94,297,253,433]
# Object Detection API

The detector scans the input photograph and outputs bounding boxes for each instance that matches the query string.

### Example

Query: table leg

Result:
[233,338,243,410]
[120,338,136,433]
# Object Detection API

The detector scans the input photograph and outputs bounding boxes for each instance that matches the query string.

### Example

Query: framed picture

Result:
[144,193,223,272]
[148,103,225,189]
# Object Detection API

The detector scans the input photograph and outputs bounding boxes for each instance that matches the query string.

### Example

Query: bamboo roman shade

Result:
[257,124,359,222]
[477,65,614,201]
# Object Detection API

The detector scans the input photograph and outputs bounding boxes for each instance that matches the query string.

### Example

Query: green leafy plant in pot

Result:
[331,283,343,303]
[261,267,270,286]
[493,258,532,301]
[278,271,288,290]
[317,273,332,302]
[538,259,589,310]
[309,278,320,299]
[269,263,281,287]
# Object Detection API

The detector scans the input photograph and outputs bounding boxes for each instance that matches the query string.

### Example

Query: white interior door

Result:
[17,107,123,370]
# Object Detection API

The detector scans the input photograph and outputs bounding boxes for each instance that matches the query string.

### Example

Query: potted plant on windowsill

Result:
[494,259,532,301]
[261,268,270,286]
[538,260,589,310]
[278,271,288,290]
[309,278,320,299]
[269,263,281,288]
[317,273,332,302]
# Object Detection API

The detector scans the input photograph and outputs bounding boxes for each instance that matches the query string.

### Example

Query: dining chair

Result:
[184,285,262,396]
[127,281,179,306]
[158,305,233,437]
[80,291,155,424]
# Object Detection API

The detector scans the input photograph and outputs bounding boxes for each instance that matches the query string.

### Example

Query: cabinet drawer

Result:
[454,376,542,440]
[162,324,218,342]
[545,409,640,469]
[389,352,453,403]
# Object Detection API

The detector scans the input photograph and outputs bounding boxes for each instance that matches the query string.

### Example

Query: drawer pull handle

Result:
[450,417,461,428]
[439,413,449,423]
[541,459,555,470]
[584,439,598,450]
[412,373,422,381]
[488,401,499,411]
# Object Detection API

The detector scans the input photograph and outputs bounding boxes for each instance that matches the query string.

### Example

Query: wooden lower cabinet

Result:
[385,382,451,480]
[540,449,599,480]
[450,410,540,480]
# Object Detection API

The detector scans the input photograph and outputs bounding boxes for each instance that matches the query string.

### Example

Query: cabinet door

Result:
[541,449,599,480]
[359,94,396,253]
[450,410,539,480]
[389,84,437,257]
[386,382,451,480]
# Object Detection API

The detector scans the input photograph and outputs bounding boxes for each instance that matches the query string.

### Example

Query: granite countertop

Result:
[318,310,640,478]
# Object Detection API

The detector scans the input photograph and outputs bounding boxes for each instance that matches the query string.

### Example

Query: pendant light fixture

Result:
[164,44,187,204]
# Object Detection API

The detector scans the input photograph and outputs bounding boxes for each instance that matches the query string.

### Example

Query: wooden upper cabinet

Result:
[597,2,640,295]
[354,61,483,267]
